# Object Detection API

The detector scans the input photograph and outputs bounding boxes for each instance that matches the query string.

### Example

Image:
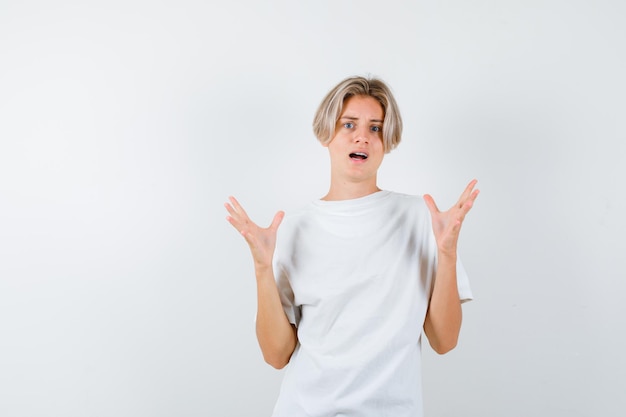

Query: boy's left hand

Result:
[424,179,479,257]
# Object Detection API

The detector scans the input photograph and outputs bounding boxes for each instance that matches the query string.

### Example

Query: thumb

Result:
[269,210,285,231]
[423,194,439,216]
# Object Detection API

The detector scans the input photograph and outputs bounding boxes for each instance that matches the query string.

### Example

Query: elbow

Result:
[267,359,289,370]
[260,339,295,369]
[257,323,298,369]
[263,352,291,369]
[430,335,459,355]
[424,313,462,355]
[432,341,457,355]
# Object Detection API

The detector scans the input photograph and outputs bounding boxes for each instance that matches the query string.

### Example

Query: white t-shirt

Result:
[271,190,472,417]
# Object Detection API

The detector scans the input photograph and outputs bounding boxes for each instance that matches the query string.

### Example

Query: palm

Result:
[424,180,479,256]
[225,196,284,268]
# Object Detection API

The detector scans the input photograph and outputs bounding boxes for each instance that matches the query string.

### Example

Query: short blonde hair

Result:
[312,76,403,153]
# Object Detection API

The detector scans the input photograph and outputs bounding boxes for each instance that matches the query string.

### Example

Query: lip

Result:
[349,150,369,161]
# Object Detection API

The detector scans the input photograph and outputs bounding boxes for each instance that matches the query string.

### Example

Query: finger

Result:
[225,213,244,233]
[224,202,240,219]
[240,228,257,247]
[226,197,255,231]
[450,217,463,236]
[456,179,478,206]
[225,202,247,229]
[450,190,480,232]
[459,189,480,214]
[228,196,250,219]
[269,211,285,232]
[230,216,258,248]
[423,194,440,215]
[225,201,253,231]
[468,188,480,205]
[456,180,476,206]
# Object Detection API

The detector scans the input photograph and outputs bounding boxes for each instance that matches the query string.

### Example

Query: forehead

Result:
[340,95,384,118]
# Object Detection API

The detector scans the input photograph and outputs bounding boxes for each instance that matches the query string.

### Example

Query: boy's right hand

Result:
[225,196,284,270]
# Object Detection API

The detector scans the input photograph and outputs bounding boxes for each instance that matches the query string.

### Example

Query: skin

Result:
[224,197,295,368]
[423,179,479,353]
[322,95,386,201]
[225,94,479,367]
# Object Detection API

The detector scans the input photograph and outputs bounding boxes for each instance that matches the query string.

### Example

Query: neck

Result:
[322,177,381,201]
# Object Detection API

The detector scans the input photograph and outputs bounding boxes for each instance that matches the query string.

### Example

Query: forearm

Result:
[424,252,462,354]
[255,265,297,369]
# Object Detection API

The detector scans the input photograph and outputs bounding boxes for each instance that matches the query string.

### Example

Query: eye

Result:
[343,122,354,129]
[371,125,381,132]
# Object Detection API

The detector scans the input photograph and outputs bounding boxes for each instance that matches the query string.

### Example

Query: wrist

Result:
[254,264,274,279]
[437,249,457,263]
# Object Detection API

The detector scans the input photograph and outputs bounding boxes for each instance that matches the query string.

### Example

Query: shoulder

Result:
[385,191,428,212]
[386,190,423,204]
[380,191,432,230]
[277,204,315,237]
[282,204,314,225]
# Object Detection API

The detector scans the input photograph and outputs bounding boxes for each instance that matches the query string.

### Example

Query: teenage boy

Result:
[225,76,479,417]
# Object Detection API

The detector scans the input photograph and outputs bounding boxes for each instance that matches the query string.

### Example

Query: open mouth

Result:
[349,152,368,160]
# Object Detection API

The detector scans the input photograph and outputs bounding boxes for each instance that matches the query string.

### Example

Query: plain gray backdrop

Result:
[1,0,624,416]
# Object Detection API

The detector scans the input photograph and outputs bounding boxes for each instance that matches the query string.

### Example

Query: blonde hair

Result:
[312,76,403,153]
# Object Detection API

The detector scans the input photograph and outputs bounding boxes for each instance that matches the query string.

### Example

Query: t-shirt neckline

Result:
[311,190,391,212]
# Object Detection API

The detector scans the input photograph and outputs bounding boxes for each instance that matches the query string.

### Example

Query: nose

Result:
[353,126,370,144]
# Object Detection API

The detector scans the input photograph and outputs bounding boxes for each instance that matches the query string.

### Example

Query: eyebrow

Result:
[339,116,384,123]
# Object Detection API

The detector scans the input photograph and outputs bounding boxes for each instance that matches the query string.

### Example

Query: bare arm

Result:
[225,196,297,369]
[254,264,298,369]
[423,252,462,354]
[423,180,479,354]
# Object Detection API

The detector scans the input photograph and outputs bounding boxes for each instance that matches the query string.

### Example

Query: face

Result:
[324,95,385,186]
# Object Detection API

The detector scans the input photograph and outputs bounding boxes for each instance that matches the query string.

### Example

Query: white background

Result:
[1,1,625,416]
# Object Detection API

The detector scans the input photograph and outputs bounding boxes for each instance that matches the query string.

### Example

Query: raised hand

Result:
[423,179,479,257]
[225,196,285,269]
